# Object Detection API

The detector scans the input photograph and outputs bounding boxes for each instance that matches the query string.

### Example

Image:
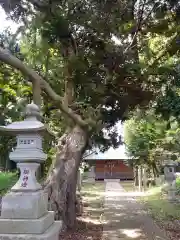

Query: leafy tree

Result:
[124,107,180,176]
[124,109,168,172]
[1,0,180,229]
[0,31,33,170]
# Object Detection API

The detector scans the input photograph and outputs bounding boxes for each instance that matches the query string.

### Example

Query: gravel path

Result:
[102,180,168,240]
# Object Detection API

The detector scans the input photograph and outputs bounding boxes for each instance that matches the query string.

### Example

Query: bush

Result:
[0,171,18,195]
[176,177,180,186]
[176,177,180,195]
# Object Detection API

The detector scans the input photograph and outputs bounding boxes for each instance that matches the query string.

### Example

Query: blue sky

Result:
[0,7,128,159]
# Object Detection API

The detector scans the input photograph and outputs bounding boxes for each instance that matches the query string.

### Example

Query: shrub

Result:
[176,177,180,195]
[0,171,18,195]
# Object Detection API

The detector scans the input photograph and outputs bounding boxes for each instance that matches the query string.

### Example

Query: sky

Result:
[85,122,128,160]
[0,7,128,159]
[0,7,19,33]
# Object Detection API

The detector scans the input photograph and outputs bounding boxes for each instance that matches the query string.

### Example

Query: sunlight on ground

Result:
[114,212,126,217]
[87,237,93,240]
[83,191,105,197]
[121,229,144,238]
[78,216,101,225]
[105,190,146,197]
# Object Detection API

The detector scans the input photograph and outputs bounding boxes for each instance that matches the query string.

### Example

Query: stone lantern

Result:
[162,155,178,201]
[0,103,61,240]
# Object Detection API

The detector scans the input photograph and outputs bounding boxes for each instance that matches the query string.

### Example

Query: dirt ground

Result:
[60,182,105,240]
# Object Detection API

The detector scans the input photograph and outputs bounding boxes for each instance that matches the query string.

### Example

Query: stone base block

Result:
[1,190,48,219]
[0,212,54,234]
[0,221,62,240]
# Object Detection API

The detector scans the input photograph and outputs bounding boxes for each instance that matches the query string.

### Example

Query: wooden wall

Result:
[94,159,134,180]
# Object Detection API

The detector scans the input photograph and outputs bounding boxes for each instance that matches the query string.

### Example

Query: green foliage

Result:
[176,177,180,194]
[141,186,180,221]
[124,104,180,172]
[0,171,18,195]
[0,31,34,169]
[1,0,180,167]
[124,110,167,161]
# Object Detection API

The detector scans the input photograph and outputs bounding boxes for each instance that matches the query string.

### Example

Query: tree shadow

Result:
[102,197,169,239]
[60,219,103,240]
[60,182,105,239]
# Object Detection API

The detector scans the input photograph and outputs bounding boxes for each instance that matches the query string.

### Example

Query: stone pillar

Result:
[164,164,176,201]
[87,166,95,183]
[77,169,82,192]
[134,166,139,186]
[0,103,61,240]
[142,166,147,191]
[138,166,142,192]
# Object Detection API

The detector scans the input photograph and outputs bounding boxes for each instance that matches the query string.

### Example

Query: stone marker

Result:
[163,161,177,201]
[87,166,95,183]
[142,166,147,191]
[138,166,142,192]
[77,169,82,192]
[0,103,62,240]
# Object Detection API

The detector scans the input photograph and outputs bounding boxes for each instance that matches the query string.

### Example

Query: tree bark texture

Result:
[134,166,139,186]
[44,125,88,230]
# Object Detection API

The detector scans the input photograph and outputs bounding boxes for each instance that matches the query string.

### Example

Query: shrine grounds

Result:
[1,172,180,240]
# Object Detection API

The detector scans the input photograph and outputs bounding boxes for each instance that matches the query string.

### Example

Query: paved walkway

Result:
[102,180,168,240]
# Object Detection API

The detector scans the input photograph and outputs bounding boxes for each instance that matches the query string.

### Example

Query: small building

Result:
[84,148,134,180]
[84,159,134,180]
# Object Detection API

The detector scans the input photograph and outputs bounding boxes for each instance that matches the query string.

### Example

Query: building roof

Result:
[84,145,131,160]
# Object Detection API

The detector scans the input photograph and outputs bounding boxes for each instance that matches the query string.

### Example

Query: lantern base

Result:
[1,190,48,219]
[0,211,55,234]
[0,190,62,239]
[0,221,61,240]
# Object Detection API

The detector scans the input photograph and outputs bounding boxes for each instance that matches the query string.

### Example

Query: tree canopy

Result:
[1,0,180,150]
[1,0,180,229]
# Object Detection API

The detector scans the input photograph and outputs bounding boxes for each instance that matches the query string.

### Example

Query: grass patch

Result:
[176,177,180,195]
[140,186,180,221]
[82,182,105,195]
[120,181,137,192]
[0,172,18,195]
[81,182,105,219]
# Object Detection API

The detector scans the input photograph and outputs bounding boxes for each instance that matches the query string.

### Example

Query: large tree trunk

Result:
[44,125,88,230]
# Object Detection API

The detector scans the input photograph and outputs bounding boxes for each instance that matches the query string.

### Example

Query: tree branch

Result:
[147,32,178,69]
[83,150,97,159]
[27,0,47,9]
[0,47,88,127]
[124,0,147,54]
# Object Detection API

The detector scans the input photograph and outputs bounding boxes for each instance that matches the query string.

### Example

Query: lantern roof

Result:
[0,103,47,135]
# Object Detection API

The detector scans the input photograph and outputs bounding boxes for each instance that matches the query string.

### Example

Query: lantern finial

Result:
[25,102,40,120]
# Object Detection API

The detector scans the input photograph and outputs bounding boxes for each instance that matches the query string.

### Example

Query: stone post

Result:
[87,166,96,183]
[77,169,82,192]
[138,166,142,192]
[164,162,177,201]
[142,166,147,191]
[0,103,62,240]
[134,166,139,186]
